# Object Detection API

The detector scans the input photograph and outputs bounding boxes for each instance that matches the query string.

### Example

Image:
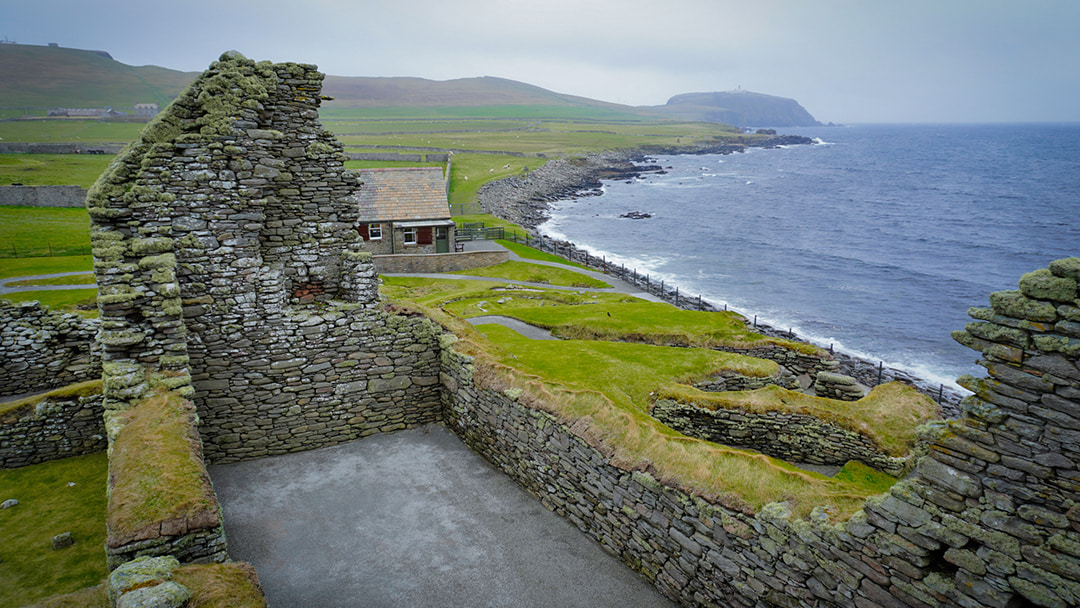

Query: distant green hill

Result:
[320,74,658,120]
[0,44,197,110]
[0,44,821,127]
[651,90,822,128]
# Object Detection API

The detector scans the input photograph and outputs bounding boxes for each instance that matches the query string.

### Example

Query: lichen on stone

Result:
[131,237,175,256]
[138,253,177,271]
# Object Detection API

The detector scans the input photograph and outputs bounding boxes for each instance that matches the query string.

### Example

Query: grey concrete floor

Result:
[209,424,676,608]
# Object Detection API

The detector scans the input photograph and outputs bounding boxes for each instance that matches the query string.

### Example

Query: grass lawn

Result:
[495,239,590,269]
[471,322,778,408]
[449,260,610,288]
[453,214,529,239]
[0,207,92,258]
[0,154,114,188]
[0,452,109,608]
[0,255,93,279]
[429,281,818,353]
[447,153,545,212]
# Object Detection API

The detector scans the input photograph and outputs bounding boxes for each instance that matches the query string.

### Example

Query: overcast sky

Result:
[4,0,1079,123]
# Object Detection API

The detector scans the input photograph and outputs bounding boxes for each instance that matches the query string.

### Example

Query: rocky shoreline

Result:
[478,135,813,228]
[476,135,964,413]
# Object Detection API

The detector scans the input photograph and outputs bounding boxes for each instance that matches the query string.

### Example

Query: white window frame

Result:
[368,223,383,240]
[403,227,418,245]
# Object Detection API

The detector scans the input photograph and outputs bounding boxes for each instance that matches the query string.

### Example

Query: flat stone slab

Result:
[209,424,674,608]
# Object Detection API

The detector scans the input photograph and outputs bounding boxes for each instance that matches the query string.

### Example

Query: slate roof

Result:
[353,167,450,222]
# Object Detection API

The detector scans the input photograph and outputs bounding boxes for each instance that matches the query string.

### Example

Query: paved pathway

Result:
[468,315,557,340]
[210,424,675,608]
[0,271,96,295]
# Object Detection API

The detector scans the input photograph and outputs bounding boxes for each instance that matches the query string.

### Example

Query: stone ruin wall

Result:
[0,392,106,469]
[650,398,911,477]
[87,53,443,466]
[82,53,445,571]
[446,258,1080,608]
[0,299,100,398]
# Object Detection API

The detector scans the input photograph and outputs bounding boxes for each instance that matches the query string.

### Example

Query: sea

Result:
[539,123,1080,391]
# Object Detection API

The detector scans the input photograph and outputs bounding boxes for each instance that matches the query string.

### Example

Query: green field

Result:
[0,120,142,144]
[0,206,91,258]
[0,154,114,187]
[0,255,92,279]
[329,117,742,157]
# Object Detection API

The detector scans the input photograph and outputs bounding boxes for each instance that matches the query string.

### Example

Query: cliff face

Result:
[652,90,822,128]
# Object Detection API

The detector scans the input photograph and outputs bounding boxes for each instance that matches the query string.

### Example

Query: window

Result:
[368,223,382,240]
[403,227,417,245]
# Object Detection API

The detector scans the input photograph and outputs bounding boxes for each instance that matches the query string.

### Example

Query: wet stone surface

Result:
[209,424,673,608]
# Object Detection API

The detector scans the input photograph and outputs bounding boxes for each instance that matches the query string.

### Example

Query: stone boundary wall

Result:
[650,398,909,476]
[0,392,106,468]
[0,143,124,154]
[346,144,526,157]
[373,250,509,274]
[443,258,1080,608]
[693,368,798,392]
[346,152,451,163]
[0,299,100,398]
[0,185,87,207]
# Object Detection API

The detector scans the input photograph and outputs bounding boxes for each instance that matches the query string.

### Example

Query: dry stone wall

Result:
[0,391,106,468]
[87,53,443,465]
[651,397,910,476]
[445,259,1080,608]
[0,185,87,207]
[0,299,100,398]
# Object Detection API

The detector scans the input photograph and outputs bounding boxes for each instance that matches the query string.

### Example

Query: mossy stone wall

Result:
[87,53,441,465]
[0,392,105,468]
[445,260,1080,607]
[651,398,909,476]
[0,300,100,398]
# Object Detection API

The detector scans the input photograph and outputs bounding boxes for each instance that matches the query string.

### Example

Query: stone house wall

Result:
[0,300,100,398]
[0,392,106,469]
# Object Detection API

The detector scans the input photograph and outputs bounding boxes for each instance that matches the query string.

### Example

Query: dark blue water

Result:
[540,124,1080,389]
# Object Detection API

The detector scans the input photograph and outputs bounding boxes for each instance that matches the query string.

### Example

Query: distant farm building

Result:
[134,103,159,119]
[353,167,456,254]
